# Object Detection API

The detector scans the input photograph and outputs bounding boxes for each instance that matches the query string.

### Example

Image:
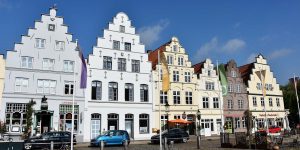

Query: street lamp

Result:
[182,111,186,120]
[165,101,170,132]
[196,109,201,149]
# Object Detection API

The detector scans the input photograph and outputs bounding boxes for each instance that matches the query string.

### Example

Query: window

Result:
[178,57,184,66]
[160,91,168,104]
[118,58,126,71]
[276,98,280,107]
[35,38,46,48]
[184,72,191,82]
[185,91,192,104]
[253,97,257,107]
[205,82,214,90]
[161,115,168,131]
[236,84,241,93]
[235,117,240,128]
[242,117,246,128]
[257,83,262,90]
[139,114,149,134]
[174,115,181,119]
[167,55,173,65]
[238,99,243,109]
[266,84,273,91]
[5,103,27,133]
[125,83,134,101]
[103,56,112,70]
[91,113,101,139]
[260,97,265,106]
[59,105,79,132]
[207,70,211,76]
[213,98,219,108]
[91,81,101,100]
[113,40,120,50]
[140,84,148,102]
[15,77,29,92]
[228,83,233,92]
[48,24,55,31]
[64,81,74,95]
[119,25,125,33]
[269,98,273,107]
[228,99,233,109]
[63,60,74,72]
[124,42,131,51]
[109,82,118,101]
[21,56,33,69]
[131,60,140,72]
[203,97,209,108]
[37,79,56,94]
[173,45,178,52]
[231,70,236,77]
[173,71,179,82]
[173,91,180,104]
[42,58,54,70]
[55,41,65,50]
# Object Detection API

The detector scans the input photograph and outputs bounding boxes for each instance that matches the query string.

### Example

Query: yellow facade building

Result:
[149,37,199,135]
[239,54,288,131]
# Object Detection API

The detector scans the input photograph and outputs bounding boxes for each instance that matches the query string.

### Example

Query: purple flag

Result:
[77,46,87,89]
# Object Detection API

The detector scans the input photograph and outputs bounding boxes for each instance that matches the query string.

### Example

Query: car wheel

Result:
[24,143,32,150]
[182,137,188,143]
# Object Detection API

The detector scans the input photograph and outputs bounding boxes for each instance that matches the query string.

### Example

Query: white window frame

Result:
[205,82,214,90]
[269,98,273,107]
[113,40,120,50]
[253,97,257,106]
[185,91,192,104]
[124,42,131,51]
[173,71,179,82]
[167,55,173,65]
[119,25,125,33]
[63,60,74,72]
[118,58,126,71]
[64,81,74,95]
[55,41,65,50]
[42,58,55,70]
[213,97,219,108]
[15,77,29,92]
[184,72,191,82]
[37,79,56,94]
[35,38,46,49]
[203,97,209,108]
[21,56,33,69]
[236,84,241,93]
[228,99,233,109]
[178,56,184,66]
[260,97,265,106]
[276,98,280,107]
[238,99,243,109]
[173,91,180,104]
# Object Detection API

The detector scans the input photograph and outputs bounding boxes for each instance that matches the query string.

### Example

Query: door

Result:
[91,119,101,139]
[204,120,211,136]
[125,120,133,139]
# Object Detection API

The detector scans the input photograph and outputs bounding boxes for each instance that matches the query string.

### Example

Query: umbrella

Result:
[168,119,192,124]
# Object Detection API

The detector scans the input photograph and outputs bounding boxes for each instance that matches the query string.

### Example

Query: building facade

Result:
[223,60,248,133]
[193,59,223,136]
[0,8,85,141]
[239,54,288,131]
[149,37,199,135]
[0,55,5,112]
[83,12,153,142]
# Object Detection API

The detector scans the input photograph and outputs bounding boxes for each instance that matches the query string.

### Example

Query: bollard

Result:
[123,140,128,150]
[169,141,174,150]
[197,135,200,149]
[100,140,104,150]
[50,141,54,150]
[164,137,168,150]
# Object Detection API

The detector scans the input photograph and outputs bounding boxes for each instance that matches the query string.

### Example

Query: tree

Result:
[281,79,300,128]
[24,99,36,139]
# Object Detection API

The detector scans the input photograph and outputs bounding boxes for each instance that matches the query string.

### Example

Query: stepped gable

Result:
[238,63,254,86]
[192,60,205,74]
[148,40,171,70]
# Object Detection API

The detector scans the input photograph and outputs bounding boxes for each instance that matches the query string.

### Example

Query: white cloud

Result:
[196,37,218,56]
[246,53,257,63]
[222,39,246,52]
[138,20,169,47]
[268,49,292,60]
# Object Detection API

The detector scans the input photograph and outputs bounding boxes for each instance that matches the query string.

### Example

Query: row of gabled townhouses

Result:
[0,7,289,142]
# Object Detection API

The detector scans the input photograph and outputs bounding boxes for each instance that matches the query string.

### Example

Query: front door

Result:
[125,120,133,139]
[91,119,101,139]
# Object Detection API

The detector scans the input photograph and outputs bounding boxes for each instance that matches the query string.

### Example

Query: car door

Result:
[105,131,115,144]
[167,129,177,141]
[114,131,123,144]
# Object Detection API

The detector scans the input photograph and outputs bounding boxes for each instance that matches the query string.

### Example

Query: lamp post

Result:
[196,109,201,149]
[165,101,170,132]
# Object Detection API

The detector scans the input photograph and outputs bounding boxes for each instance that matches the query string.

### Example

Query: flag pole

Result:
[259,66,268,134]
[158,50,162,150]
[71,61,76,150]
[293,74,300,123]
[216,60,224,133]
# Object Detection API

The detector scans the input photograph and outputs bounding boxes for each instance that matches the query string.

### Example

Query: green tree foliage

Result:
[281,79,300,127]
[24,99,36,138]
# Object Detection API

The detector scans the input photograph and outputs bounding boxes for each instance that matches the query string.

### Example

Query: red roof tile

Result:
[238,63,254,85]
[192,61,205,74]
[148,40,171,70]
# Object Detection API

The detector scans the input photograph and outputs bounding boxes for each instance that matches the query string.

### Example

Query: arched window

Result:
[140,84,148,102]
[91,81,101,100]
[125,83,134,101]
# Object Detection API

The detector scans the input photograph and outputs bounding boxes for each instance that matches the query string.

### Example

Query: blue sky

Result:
[0,0,299,85]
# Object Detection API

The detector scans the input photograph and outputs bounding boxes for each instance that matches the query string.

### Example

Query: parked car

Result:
[151,128,189,144]
[90,130,130,147]
[23,131,76,150]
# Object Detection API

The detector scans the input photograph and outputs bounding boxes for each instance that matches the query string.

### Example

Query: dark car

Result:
[151,128,189,144]
[24,131,76,150]
[90,130,130,147]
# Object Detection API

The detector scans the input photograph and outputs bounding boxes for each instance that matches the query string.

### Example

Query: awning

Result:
[168,119,192,124]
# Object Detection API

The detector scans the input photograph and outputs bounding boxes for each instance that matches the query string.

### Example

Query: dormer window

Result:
[120,25,125,33]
